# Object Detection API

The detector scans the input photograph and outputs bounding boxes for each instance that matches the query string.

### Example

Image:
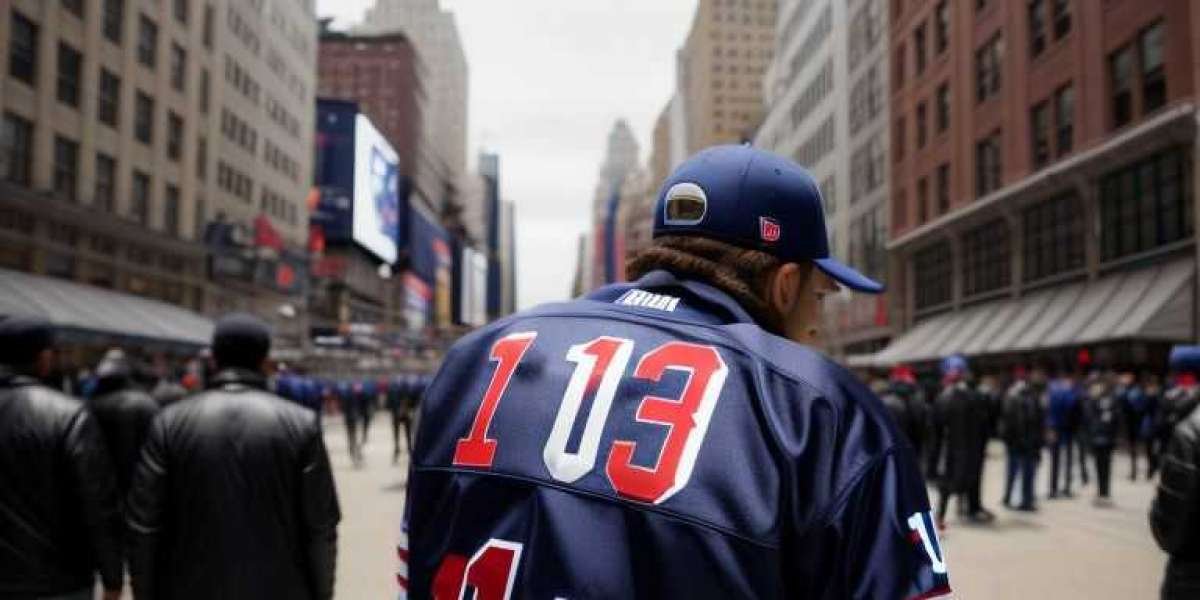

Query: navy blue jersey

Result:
[402,271,949,599]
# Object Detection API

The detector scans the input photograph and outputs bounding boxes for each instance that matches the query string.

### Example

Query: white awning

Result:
[865,257,1194,365]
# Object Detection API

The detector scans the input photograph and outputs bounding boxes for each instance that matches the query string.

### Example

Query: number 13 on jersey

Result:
[452,331,728,505]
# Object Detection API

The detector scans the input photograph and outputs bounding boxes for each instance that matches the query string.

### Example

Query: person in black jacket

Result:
[932,355,993,528]
[0,317,123,600]
[89,348,160,499]
[880,365,928,469]
[1150,345,1200,600]
[127,313,341,600]
[1083,375,1121,505]
[1001,366,1045,511]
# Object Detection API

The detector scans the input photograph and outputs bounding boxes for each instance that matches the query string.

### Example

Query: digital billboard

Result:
[352,114,400,263]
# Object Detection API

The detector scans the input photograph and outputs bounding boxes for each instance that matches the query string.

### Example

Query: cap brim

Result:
[814,257,884,294]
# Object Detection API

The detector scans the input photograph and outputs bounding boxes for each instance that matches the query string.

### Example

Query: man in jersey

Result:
[402,145,950,599]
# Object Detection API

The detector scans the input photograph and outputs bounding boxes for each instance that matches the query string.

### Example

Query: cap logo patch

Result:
[760,217,781,242]
[663,182,707,225]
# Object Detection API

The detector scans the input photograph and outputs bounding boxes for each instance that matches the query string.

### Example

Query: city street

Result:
[327,416,1168,599]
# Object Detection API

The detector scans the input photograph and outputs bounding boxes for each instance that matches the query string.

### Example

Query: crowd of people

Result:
[871,349,1200,529]
[0,312,433,599]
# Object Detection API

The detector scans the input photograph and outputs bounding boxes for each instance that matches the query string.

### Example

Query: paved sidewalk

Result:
[328,415,1169,599]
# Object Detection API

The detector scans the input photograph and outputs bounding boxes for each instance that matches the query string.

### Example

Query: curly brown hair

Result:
[625,235,799,333]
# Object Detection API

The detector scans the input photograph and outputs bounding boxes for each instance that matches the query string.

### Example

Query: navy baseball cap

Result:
[652,145,883,293]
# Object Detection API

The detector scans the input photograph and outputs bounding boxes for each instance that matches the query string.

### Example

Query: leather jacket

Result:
[127,369,341,600]
[1151,400,1200,599]
[0,368,123,596]
[89,358,160,497]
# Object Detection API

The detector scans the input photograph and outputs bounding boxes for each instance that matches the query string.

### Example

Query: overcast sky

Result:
[315,0,699,309]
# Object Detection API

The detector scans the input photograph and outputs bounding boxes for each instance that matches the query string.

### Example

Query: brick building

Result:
[874,0,1199,369]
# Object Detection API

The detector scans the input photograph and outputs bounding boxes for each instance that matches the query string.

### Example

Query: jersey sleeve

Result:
[794,447,951,600]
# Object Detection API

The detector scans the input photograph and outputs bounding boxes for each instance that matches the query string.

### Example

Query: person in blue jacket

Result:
[1047,372,1082,498]
[401,145,950,599]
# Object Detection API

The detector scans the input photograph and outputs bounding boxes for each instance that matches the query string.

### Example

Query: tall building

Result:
[590,119,640,289]
[0,0,316,348]
[316,29,424,203]
[354,0,468,182]
[678,0,776,154]
[756,0,890,358]
[873,0,1200,369]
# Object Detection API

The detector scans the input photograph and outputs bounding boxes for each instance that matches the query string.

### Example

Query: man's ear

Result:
[768,262,803,316]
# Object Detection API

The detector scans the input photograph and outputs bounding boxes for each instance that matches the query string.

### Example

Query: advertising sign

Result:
[352,114,400,264]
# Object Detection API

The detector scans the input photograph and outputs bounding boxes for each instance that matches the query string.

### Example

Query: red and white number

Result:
[453,332,538,467]
[605,342,728,504]
[454,333,727,503]
[543,337,635,483]
[432,539,524,600]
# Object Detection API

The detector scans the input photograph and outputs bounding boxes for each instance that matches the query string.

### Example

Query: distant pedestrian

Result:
[1083,376,1121,506]
[127,313,341,599]
[1001,366,1044,511]
[1047,374,1082,498]
[0,317,123,600]
[338,379,363,465]
[1143,373,1164,478]
[88,348,160,500]
[1149,346,1200,600]
[1119,372,1155,480]
[933,355,993,528]
[880,364,929,464]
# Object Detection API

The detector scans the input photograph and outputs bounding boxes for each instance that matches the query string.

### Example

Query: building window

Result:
[170,44,187,91]
[917,177,929,224]
[194,195,206,239]
[57,43,82,108]
[174,0,189,24]
[975,33,1003,103]
[1023,193,1083,281]
[131,171,151,225]
[98,70,121,127]
[962,218,1011,297]
[1110,46,1134,129]
[1140,21,1166,114]
[167,112,184,161]
[1055,85,1074,156]
[1052,0,1071,39]
[935,1,950,54]
[914,241,953,311]
[894,116,906,161]
[850,137,885,203]
[62,0,84,16]
[164,184,180,236]
[915,103,928,149]
[936,163,950,214]
[138,15,157,67]
[914,24,927,74]
[196,136,207,180]
[1030,101,1050,169]
[894,43,906,90]
[199,68,209,113]
[135,92,154,144]
[1028,0,1046,58]
[103,0,124,44]
[0,113,33,185]
[895,189,908,230]
[9,11,38,85]
[95,153,116,212]
[975,132,1002,197]
[53,137,79,202]
[936,83,950,132]
[1099,149,1192,261]
[203,4,214,49]
[976,0,990,11]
